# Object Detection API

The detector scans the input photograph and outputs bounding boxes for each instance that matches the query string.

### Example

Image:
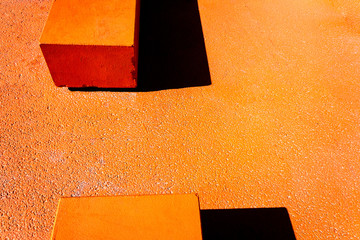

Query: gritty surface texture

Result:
[0,0,359,239]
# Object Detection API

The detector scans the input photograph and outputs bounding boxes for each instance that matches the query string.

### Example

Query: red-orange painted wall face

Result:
[1,0,360,239]
[40,44,136,88]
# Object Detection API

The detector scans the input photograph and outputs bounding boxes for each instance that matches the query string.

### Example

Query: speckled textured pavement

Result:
[1,0,360,239]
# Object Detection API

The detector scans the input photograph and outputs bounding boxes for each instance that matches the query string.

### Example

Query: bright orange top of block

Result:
[40,0,136,46]
[51,194,203,240]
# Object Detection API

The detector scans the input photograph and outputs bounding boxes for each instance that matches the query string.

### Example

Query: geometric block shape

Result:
[40,0,139,88]
[51,194,203,240]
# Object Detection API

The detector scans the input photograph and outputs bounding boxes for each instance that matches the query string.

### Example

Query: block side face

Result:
[51,194,202,240]
[40,44,136,88]
[40,0,136,46]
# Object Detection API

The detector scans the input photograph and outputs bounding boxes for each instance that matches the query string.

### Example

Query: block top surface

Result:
[51,194,203,240]
[40,0,136,46]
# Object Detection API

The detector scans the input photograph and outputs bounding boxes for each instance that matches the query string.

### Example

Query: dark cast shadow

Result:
[69,0,211,92]
[200,208,297,240]
[136,0,211,91]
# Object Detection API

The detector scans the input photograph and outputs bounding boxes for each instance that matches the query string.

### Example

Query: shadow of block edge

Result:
[200,207,297,240]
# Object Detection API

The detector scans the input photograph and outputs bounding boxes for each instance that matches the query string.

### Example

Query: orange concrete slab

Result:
[40,0,138,88]
[1,0,360,239]
[51,194,202,240]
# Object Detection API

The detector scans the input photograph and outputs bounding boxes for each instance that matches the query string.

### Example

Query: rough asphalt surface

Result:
[1,0,360,239]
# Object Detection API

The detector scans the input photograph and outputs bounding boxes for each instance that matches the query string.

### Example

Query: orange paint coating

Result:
[40,44,136,88]
[1,0,360,239]
[51,194,202,240]
[40,0,138,88]
[40,0,136,46]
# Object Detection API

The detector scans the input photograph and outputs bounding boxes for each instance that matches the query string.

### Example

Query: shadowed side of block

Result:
[40,44,137,88]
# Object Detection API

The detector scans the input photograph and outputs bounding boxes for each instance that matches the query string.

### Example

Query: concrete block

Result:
[40,0,139,88]
[50,194,203,240]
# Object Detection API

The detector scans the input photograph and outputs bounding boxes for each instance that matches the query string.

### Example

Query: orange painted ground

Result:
[1,0,359,239]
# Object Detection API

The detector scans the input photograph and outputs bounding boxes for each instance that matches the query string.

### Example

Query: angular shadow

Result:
[69,0,211,92]
[200,208,297,240]
[136,0,211,91]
